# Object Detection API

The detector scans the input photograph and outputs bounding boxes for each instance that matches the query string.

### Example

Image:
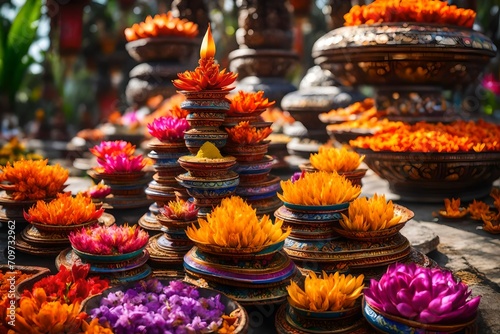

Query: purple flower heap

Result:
[148,116,190,143]
[365,263,480,324]
[91,279,225,334]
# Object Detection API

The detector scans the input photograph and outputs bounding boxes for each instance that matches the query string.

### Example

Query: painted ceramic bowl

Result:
[178,155,237,178]
[236,175,280,197]
[299,163,368,187]
[333,204,414,242]
[186,110,228,128]
[3,265,51,297]
[89,170,147,185]
[282,201,350,214]
[233,155,275,175]
[183,129,228,154]
[275,205,346,222]
[73,246,147,263]
[188,240,285,257]
[125,36,198,62]
[29,219,98,234]
[223,141,271,162]
[176,172,239,189]
[362,297,477,334]
[156,215,197,230]
[179,89,232,103]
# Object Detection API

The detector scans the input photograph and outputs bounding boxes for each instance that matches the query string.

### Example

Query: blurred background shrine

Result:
[0,0,498,155]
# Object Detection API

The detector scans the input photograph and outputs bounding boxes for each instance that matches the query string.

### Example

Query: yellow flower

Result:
[278,171,361,206]
[340,194,401,231]
[309,146,364,173]
[287,271,364,312]
[186,196,291,249]
[0,159,68,201]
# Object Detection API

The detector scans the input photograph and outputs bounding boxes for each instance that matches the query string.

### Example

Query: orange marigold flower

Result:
[344,0,476,28]
[24,192,104,226]
[440,198,468,219]
[173,25,237,91]
[186,196,291,249]
[468,200,492,221]
[227,91,275,116]
[482,211,500,234]
[279,171,361,206]
[82,318,114,334]
[0,159,68,201]
[320,98,374,121]
[491,188,500,211]
[225,121,273,145]
[124,12,198,42]
[340,194,402,231]
[310,146,364,173]
[287,271,364,312]
[350,120,500,153]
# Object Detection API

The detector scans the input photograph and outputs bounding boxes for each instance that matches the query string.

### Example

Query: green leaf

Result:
[10,54,35,102]
[1,0,41,101]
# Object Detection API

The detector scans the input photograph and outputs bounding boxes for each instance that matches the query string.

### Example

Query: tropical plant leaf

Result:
[10,54,35,103]
[2,0,41,101]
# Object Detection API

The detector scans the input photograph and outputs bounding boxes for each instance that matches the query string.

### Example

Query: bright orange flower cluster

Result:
[81,318,114,334]
[0,270,32,298]
[465,188,500,234]
[468,200,491,221]
[225,121,273,145]
[344,0,476,28]
[10,288,85,334]
[340,194,401,231]
[279,171,361,206]
[320,98,375,120]
[173,25,237,91]
[227,91,275,116]
[24,193,104,226]
[287,271,365,312]
[310,146,364,173]
[186,196,291,249]
[350,120,500,152]
[124,12,198,42]
[0,159,68,201]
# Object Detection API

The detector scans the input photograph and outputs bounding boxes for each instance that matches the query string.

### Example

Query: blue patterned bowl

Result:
[176,172,239,189]
[282,201,350,213]
[73,246,147,263]
[362,297,477,334]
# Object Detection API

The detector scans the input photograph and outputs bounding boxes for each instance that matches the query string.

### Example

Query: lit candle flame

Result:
[200,24,215,59]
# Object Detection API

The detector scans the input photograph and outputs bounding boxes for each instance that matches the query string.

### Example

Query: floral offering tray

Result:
[0,265,51,297]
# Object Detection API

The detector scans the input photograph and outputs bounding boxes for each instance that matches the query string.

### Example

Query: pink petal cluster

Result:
[97,153,147,173]
[482,74,500,96]
[86,181,111,199]
[90,140,136,161]
[69,224,149,255]
[147,116,190,142]
[365,263,480,325]
[159,198,198,221]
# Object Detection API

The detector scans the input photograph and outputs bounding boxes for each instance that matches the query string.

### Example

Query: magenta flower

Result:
[90,140,136,161]
[365,263,481,325]
[86,181,111,199]
[159,198,198,221]
[69,224,149,255]
[290,171,306,183]
[147,116,190,142]
[97,153,147,173]
[482,74,500,96]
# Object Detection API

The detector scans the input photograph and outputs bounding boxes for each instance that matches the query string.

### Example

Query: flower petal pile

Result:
[279,171,361,206]
[124,12,198,41]
[310,146,364,173]
[159,197,198,221]
[340,194,401,231]
[147,116,190,143]
[0,159,68,201]
[287,271,364,312]
[227,90,275,115]
[27,264,109,304]
[173,25,237,91]
[90,279,226,333]
[69,224,149,255]
[344,0,476,28]
[320,98,375,120]
[23,192,104,226]
[365,263,481,324]
[225,121,273,145]
[186,196,291,249]
[350,120,500,153]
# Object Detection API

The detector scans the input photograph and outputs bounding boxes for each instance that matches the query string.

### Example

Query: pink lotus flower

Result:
[97,153,147,173]
[365,263,480,325]
[86,181,111,199]
[147,116,190,142]
[69,224,149,255]
[90,140,136,161]
[159,197,198,221]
